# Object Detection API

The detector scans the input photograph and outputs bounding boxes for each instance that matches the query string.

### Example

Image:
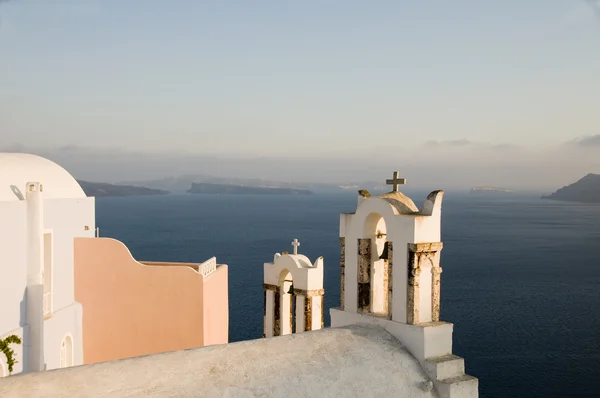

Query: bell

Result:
[379,241,390,260]
[287,283,294,295]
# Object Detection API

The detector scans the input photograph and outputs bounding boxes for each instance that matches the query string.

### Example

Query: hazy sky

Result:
[1,1,599,189]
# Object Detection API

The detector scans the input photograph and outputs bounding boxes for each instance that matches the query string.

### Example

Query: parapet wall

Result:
[74,237,228,364]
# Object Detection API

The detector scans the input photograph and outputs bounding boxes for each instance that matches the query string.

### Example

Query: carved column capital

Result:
[263,283,279,292]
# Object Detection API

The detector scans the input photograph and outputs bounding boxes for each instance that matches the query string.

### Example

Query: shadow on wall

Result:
[19,290,28,374]
[10,185,24,201]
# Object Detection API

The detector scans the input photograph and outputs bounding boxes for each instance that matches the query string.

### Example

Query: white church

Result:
[0,154,478,397]
[0,153,95,377]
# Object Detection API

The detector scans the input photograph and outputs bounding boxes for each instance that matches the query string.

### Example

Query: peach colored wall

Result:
[202,263,229,346]
[74,237,228,365]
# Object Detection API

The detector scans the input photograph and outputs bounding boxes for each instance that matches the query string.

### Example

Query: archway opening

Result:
[363,213,389,316]
[278,269,295,335]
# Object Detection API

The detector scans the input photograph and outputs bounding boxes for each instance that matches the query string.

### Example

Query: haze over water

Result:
[97,192,600,398]
[1,1,600,191]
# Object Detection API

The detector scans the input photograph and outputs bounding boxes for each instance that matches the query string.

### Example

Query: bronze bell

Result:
[379,241,390,260]
[287,283,294,295]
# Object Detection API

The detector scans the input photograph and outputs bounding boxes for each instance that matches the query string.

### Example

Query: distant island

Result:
[121,175,387,194]
[542,173,600,203]
[470,186,513,193]
[188,182,313,196]
[78,181,169,197]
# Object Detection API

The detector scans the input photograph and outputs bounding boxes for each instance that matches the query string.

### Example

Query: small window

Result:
[59,335,74,368]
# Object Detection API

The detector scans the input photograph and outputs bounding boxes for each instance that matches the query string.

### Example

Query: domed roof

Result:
[378,191,419,214]
[0,153,86,202]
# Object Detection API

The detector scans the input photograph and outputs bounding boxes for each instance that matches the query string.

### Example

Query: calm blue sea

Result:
[96,192,600,398]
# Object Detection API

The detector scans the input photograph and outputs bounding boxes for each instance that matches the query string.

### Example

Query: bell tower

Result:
[330,172,478,398]
[263,239,324,338]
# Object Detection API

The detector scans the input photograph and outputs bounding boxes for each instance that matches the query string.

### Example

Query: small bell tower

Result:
[263,239,324,337]
[331,172,478,398]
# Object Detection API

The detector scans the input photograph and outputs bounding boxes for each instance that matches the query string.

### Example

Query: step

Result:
[424,354,465,380]
[436,374,479,398]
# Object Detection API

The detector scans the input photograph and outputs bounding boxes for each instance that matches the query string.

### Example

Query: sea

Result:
[95,191,600,398]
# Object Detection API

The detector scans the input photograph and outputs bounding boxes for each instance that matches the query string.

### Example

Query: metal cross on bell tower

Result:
[386,171,406,192]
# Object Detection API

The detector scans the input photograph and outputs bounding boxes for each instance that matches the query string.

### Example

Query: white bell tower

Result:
[263,239,324,337]
[330,172,478,398]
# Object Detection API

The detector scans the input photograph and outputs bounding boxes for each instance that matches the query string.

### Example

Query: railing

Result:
[43,292,52,316]
[200,257,217,278]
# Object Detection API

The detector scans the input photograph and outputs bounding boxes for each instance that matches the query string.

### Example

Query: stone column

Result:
[274,287,281,336]
[295,294,306,333]
[26,182,45,373]
[386,241,394,320]
[357,238,371,313]
[294,288,325,332]
[262,283,278,338]
[431,262,443,322]
[407,243,443,325]
[339,237,345,311]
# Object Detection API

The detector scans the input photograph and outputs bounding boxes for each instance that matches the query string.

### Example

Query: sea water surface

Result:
[96,192,600,398]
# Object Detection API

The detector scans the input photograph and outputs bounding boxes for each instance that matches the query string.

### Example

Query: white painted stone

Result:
[333,178,478,398]
[0,325,440,398]
[263,239,324,336]
[200,256,217,278]
[0,153,94,376]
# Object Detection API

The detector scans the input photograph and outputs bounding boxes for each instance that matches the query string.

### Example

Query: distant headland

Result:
[77,181,169,197]
[188,182,313,196]
[542,173,600,203]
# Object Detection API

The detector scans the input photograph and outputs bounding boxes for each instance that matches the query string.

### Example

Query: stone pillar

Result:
[262,284,278,338]
[294,288,325,332]
[386,241,394,320]
[407,242,443,325]
[339,237,345,311]
[263,283,279,337]
[26,182,45,373]
[295,294,306,333]
[274,287,281,336]
[357,238,371,313]
[431,263,443,322]
[280,281,293,335]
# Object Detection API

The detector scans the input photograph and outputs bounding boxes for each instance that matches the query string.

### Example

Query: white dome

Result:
[0,153,86,202]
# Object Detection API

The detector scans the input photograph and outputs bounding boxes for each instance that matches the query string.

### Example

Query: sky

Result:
[0,0,599,190]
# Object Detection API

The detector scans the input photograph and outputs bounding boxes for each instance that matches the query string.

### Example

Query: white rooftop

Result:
[0,153,86,202]
[0,325,437,398]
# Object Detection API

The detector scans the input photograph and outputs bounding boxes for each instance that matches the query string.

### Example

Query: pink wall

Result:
[74,237,228,365]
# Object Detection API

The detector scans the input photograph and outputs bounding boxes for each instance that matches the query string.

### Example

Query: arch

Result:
[352,198,401,318]
[263,252,324,338]
[361,213,388,315]
[358,212,390,316]
[278,269,295,335]
[60,334,74,368]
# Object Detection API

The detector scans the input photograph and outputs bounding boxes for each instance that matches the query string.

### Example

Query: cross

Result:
[291,238,300,255]
[386,171,406,192]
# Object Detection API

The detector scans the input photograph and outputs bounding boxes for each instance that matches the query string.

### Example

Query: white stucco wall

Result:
[44,198,95,311]
[0,202,27,335]
[263,254,323,291]
[340,192,443,324]
[0,195,94,375]
[44,303,84,369]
